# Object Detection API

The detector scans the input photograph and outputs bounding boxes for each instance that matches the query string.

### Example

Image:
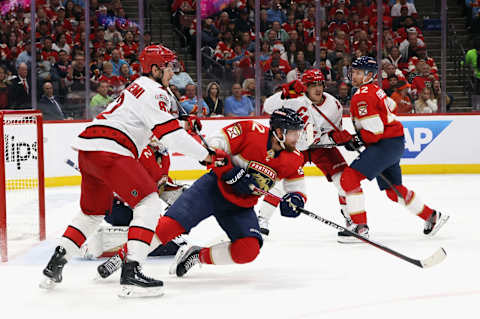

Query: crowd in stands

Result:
[0,0,154,119]
[0,0,458,120]
[172,0,452,115]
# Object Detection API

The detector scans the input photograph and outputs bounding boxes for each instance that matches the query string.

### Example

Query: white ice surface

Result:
[1,175,479,319]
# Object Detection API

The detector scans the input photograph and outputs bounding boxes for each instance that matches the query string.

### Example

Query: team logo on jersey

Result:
[376,89,386,99]
[401,120,452,158]
[226,124,242,139]
[358,101,368,116]
[247,161,277,194]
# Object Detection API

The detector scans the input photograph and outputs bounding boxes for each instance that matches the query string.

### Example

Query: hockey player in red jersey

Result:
[329,56,449,243]
[257,69,351,236]
[40,45,213,298]
[160,109,307,277]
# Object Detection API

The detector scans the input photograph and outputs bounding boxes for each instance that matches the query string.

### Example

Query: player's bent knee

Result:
[340,167,365,193]
[230,237,260,264]
[155,216,186,244]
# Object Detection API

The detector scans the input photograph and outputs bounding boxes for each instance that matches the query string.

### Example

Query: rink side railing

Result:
[35,113,480,187]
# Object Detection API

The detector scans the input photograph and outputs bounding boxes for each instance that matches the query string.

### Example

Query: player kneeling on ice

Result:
[40,45,213,298]
[257,69,352,237]
[154,109,307,277]
[329,56,449,243]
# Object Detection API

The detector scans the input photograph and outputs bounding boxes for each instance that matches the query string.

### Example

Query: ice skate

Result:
[97,254,123,279]
[39,246,68,289]
[169,245,202,277]
[337,209,353,237]
[424,211,450,236]
[258,216,270,236]
[119,260,164,298]
[337,223,369,244]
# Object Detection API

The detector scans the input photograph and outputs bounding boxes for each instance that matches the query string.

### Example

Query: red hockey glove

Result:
[328,130,353,146]
[180,114,202,132]
[281,80,307,99]
[359,129,381,145]
[207,149,233,176]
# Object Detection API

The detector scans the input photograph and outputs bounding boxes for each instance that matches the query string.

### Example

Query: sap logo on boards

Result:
[402,121,452,158]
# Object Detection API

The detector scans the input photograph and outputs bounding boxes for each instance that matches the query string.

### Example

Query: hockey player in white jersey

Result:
[258,69,354,236]
[40,45,213,298]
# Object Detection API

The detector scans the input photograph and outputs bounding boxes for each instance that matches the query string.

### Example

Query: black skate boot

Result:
[97,254,123,279]
[119,260,164,298]
[39,246,68,289]
[337,224,369,244]
[169,245,202,277]
[337,209,353,237]
[424,210,450,236]
[258,216,270,236]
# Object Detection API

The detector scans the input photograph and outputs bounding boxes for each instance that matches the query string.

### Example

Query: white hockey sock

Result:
[60,212,104,261]
[127,193,165,264]
[258,184,284,221]
[208,241,234,265]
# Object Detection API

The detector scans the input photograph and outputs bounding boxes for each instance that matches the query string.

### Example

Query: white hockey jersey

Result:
[71,76,208,161]
[263,91,343,151]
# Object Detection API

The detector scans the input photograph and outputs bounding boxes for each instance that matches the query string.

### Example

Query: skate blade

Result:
[337,235,369,244]
[118,285,164,298]
[39,277,58,290]
[427,215,450,237]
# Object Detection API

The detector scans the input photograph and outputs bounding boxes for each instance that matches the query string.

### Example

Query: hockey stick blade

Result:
[250,186,447,269]
[297,206,446,269]
[420,247,447,268]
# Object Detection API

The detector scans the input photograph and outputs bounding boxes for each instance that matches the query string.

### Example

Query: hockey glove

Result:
[179,114,202,132]
[280,192,305,218]
[206,149,233,176]
[328,129,353,146]
[222,167,259,196]
[344,135,364,152]
[281,80,307,99]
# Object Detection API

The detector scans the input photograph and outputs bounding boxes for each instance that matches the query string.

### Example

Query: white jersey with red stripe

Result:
[263,91,343,151]
[71,76,208,161]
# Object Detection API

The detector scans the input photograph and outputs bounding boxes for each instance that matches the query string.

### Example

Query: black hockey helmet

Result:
[270,108,304,131]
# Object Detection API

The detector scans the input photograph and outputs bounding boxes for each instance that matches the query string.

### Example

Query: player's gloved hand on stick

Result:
[328,129,353,146]
[179,114,202,132]
[222,167,259,196]
[358,129,381,145]
[205,149,232,174]
[280,192,305,218]
[344,135,364,151]
[281,80,307,99]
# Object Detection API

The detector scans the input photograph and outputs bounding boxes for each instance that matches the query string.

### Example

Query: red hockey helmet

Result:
[301,69,325,87]
[139,44,178,74]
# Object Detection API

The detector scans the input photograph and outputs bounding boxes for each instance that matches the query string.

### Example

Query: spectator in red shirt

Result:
[328,9,350,35]
[407,44,438,75]
[263,48,291,73]
[120,31,138,60]
[98,62,121,96]
[54,7,73,32]
[41,38,59,63]
[411,62,438,98]
[282,12,297,33]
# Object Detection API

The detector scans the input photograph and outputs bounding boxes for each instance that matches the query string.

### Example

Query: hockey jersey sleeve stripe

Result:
[127,225,155,245]
[79,125,139,158]
[358,115,384,135]
[152,119,182,140]
[63,225,87,248]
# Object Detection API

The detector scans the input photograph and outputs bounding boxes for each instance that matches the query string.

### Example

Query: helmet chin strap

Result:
[362,71,374,85]
[272,129,286,150]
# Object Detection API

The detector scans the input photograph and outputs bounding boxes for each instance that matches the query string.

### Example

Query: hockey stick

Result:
[310,104,404,200]
[251,185,446,269]
[166,86,216,155]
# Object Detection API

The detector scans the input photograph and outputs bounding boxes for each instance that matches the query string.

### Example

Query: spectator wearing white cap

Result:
[391,0,418,18]
[399,28,424,61]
